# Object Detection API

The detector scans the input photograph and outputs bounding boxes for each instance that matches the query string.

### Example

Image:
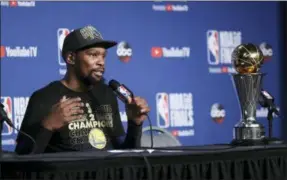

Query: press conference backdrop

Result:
[0,1,283,152]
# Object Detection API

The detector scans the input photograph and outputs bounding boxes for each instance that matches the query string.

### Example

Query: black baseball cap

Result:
[62,25,117,58]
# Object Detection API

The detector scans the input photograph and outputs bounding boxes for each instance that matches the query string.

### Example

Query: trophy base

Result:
[233,122,265,140]
[231,139,265,146]
[231,122,265,146]
[262,137,285,145]
[231,137,285,146]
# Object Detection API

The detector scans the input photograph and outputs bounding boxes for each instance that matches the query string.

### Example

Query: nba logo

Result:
[156,92,170,128]
[118,86,131,98]
[57,28,70,66]
[207,30,220,65]
[1,97,13,136]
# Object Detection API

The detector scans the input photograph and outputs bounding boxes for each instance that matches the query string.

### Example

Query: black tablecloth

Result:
[1,144,287,180]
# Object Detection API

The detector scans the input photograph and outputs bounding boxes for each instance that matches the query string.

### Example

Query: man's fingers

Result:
[60,97,82,107]
[65,114,84,123]
[63,103,84,117]
[126,96,150,114]
[133,97,148,106]
[60,96,68,103]
[127,97,133,104]
[133,97,149,111]
[140,107,150,113]
[69,107,84,115]
[65,101,84,111]
[136,101,147,108]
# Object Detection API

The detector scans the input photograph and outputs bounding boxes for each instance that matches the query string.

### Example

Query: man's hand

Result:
[42,96,84,131]
[125,96,150,125]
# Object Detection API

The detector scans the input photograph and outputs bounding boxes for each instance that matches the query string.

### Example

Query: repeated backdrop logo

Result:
[117,41,132,63]
[156,92,194,137]
[207,30,242,74]
[57,28,71,75]
[151,47,190,58]
[210,103,226,124]
[260,42,273,61]
[0,45,38,58]
[150,3,192,139]
[152,4,189,12]
[0,1,35,7]
[1,96,30,146]
[206,30,274,74]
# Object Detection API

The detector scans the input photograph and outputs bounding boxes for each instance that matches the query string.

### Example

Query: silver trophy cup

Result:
[232,73,265,142]
[230,43,266,145]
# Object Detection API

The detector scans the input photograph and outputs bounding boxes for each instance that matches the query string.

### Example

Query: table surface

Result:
[1,144,287,162]
[1,144,287,180]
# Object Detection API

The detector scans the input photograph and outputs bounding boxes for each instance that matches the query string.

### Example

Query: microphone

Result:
[0,102,15,154]
[0,103,14,127]
[258,90,285,143]
[108,79,134,104]
[258,90,280,116]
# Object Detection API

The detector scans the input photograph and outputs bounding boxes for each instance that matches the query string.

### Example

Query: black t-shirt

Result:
[15,81,142,154]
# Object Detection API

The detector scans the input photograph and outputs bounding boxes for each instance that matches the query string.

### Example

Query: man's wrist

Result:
[127,119,143,137]
[42,118,54,131]
[128,119,143,126]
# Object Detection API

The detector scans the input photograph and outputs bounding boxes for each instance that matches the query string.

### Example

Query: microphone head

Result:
[261,90,274,101]
[108,79,121,91]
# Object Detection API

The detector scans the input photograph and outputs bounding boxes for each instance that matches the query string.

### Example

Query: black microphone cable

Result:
[0,120,37,155]
[145,114,154,149]
[0,103,37,155]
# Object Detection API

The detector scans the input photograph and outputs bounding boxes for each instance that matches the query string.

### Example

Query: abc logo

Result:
[116,41,132,63]
[259,42,273,61]
[210,103,226,124]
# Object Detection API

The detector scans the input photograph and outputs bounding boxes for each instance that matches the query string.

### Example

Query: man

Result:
[15,25,150,155]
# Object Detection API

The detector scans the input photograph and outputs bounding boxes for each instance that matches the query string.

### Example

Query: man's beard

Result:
[76,70,105,87]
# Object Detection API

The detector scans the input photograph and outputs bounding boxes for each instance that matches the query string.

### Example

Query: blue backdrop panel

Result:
[0,1,282,152]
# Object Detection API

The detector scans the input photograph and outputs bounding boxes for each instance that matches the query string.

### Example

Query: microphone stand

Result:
[0,103,4,155]
[267,107,274,139]
[0,117,2,155]
[0,118,2,180]
[263,107,284,145]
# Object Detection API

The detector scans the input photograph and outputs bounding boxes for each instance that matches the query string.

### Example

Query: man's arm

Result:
[110,95,143,149]
[15,92,53,155]
[114,120,143,149]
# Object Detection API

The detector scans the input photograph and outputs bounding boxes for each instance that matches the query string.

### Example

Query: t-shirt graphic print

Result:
[54,92,116,151]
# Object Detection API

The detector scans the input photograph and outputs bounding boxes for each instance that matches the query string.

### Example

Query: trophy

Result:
[231,43,266,145]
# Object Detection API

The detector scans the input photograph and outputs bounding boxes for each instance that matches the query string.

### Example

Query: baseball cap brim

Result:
[78,40,118,51]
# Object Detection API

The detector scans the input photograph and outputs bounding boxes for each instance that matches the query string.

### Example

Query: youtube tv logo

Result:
[0,1,35,7]
[1,46,5,58]
[151,47,163,58]
[151,46,190,58]
[0,45,38,58]
[152,4,189,12]
[9,1,17,7]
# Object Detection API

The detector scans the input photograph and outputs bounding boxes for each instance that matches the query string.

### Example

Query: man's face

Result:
[74,47,107,85]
